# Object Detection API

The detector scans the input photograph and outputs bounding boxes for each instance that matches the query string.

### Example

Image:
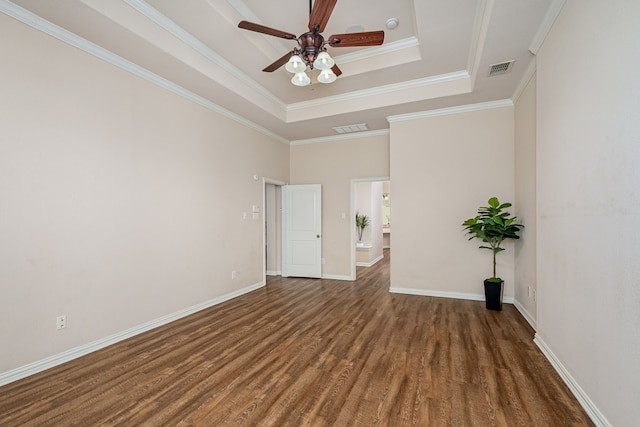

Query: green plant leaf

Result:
[463,197,524,279]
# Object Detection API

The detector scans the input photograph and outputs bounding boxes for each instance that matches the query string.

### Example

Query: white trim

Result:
[467,0,494,90]
[534,335,611,427]
[528,0,566,55]
[389,287,515,305]
[334,37,420,65]
[288,71,470,112]
[123,0,285,112]
[262,177,287,287]
[0,281,265,387]
[387,99,513,123]
[321,274,353,281]
[290,129,389,146]
[511,58,537,104]
[356,254,384,268]
[513,299,537,330]
[0,0,288,145]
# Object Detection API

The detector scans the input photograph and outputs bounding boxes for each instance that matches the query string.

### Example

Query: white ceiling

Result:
[3,0,562,143]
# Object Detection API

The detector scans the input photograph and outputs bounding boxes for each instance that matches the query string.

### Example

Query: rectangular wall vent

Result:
[489,60,515,76]
[333,123,368,134]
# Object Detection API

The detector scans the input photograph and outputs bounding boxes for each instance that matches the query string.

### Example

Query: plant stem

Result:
[493,251,496,278]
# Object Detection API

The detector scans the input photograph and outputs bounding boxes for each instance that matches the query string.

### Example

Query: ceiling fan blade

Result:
[327,31,385,47]
[238,20,297,40]
[331,64,342,77]
[308,0,337,32]
[263,50,296,72]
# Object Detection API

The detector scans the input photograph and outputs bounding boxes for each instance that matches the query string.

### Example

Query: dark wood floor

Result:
[0,249,593,426]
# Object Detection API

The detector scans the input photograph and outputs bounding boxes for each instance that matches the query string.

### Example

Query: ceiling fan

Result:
[237,0,384,86]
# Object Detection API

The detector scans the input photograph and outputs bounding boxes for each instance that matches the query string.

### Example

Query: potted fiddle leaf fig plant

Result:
[462,197,524,310]
[355,212,370,247]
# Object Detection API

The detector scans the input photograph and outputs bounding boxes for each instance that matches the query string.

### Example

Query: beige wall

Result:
[514,72,537,325]
[0,14,288,373]
[536,1,640,425]
[389,106,515,298]
[290,135,390,278]
[5,5,638,424]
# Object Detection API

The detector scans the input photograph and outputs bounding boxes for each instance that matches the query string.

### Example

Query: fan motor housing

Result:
[298,31,325,67]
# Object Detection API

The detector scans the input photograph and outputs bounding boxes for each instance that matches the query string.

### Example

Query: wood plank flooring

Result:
[0,250,594,426]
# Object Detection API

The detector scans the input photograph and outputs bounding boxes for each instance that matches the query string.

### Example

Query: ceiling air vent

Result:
[333,123,369,134]
[489,60,515,76]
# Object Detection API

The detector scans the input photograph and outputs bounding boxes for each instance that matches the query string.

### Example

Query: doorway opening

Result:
[351,177,390,279]
[263,179,285,284]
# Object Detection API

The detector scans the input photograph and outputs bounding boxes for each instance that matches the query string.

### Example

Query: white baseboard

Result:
[534,335,611,427]
[0,281,265,387]
[322,273,353,281]
[266,270,281,276]
[356,254,384,268]
[389,286,514,304]
[513,299,537,330]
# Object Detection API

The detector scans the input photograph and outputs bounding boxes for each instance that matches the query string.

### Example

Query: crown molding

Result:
[467,0,494,90]
[529,0,566,55]
[123,0,287,113]
[387,99,513,123]
[223,0,291,55]
[290,129,389,146]
[511,57,537,104]
[335,36,420,65]
[287,70,470,114]
[0,0,288,145]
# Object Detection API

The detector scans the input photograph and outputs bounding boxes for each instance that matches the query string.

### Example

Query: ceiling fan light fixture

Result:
[313,51,334,70]
[317,68,337,84]
[237,2,385,87]
[291,71,311,86]
[285,55,306,74]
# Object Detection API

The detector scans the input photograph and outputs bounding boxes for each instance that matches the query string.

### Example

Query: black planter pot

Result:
[483,279,504,311]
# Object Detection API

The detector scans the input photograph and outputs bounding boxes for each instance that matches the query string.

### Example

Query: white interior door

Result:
[282,184,322,278]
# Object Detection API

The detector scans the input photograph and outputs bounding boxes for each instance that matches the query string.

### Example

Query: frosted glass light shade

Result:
[285,55,306,74]
[317,68,337,84]
[291,71,311,86]
[313,51,334,70]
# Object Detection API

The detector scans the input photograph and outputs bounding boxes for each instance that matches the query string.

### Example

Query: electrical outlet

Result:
[231,270,237,280]
[56,315,67,330]
[528,286,531,297]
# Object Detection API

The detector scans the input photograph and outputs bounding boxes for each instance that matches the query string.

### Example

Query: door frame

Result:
[350,176,390,280]
[262,177,287,286]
